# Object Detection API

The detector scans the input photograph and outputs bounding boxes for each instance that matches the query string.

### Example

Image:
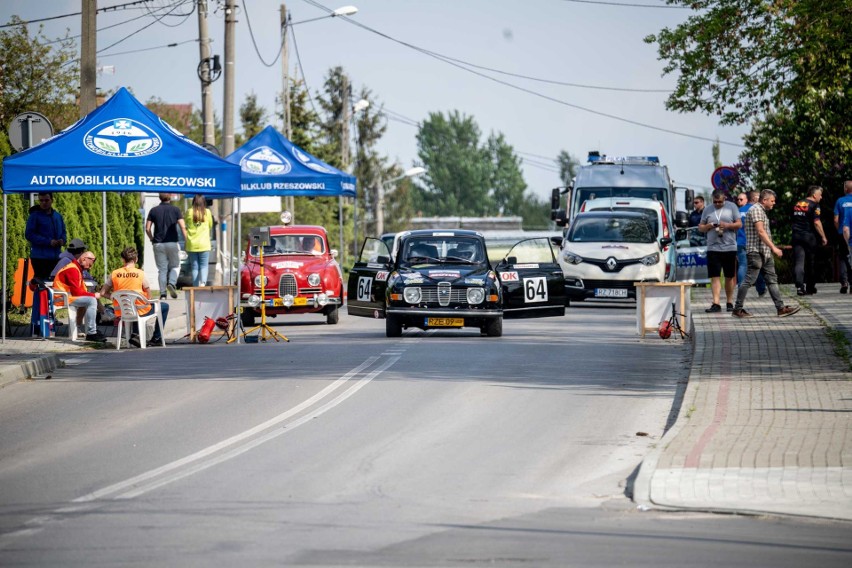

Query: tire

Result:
[485,316,503,337]
[385,314,402,337]
[240,309,256,328]
[326,306,339,325]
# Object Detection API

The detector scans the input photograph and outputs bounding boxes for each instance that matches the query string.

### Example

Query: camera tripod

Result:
[661,301,690,340]
[233,243,289,343]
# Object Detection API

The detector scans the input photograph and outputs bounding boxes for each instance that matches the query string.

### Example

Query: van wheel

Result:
[485,316,503,337]
[326,306,339,325]
[385,314,402,337]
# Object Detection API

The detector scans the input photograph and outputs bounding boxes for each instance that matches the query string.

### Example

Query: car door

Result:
[347,237,392,318]
[675,227,709,284]
[496,237,566,318]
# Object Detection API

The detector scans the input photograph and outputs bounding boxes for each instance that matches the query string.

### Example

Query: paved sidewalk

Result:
[0,294,189,387]
[635,285,852,521]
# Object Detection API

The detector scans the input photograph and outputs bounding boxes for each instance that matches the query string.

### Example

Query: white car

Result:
[559,211,672,301]
[579,196,677,282]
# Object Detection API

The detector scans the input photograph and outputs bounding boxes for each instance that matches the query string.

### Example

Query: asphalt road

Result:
[0,306,850,566]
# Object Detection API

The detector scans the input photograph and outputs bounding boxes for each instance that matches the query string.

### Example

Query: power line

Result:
[97,38,198,59]
[96,1,195,55]
[560,0,687,8]
[42,2,187,46]
[242,1,285,68]
[302,0,742,148]
[0,0,156,29]
[289,23,319,117]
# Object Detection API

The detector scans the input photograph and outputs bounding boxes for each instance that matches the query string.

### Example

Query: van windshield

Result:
[573,187,668,219]
[569,216,655,244]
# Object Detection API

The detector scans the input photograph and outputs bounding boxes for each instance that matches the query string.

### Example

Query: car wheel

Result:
[326,306,339,325]
[240,309,256,328]
[485,316,503,337]
[385,314,402,337]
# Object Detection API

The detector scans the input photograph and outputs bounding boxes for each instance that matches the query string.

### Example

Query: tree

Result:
[645,0,852,126]
[712,138,722,170]
[236,92,267,146]
[0,18,79,135]
[556,150,580,187]
[415,111,492,216]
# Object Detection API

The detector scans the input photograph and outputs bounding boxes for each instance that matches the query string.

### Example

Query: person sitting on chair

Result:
[53,251,106,342]
[101,246,169,347]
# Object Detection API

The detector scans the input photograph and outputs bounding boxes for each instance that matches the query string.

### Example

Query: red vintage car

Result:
[239,224,344,327]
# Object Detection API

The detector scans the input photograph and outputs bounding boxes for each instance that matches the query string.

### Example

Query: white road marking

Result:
[1,351,405,546]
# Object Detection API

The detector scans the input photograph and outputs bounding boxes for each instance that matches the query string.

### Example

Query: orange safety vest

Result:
[110,266,151,317]
[53,262,84,302]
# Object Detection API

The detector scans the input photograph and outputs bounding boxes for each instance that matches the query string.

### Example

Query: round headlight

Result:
[403,287,422,304]
[641,253,660,266]
[282,294,294,307]
[467,288,485,304]
[254,274,268,287]
[308,273,321,287]
[316,293,329,306]
[280,210,293,224]
[247,295,261,307]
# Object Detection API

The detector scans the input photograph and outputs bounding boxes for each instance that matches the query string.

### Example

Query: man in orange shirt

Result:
[52,251,107,342]
[101,247,169,346]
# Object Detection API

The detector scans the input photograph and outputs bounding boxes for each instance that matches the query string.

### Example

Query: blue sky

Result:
[2,0,746,201]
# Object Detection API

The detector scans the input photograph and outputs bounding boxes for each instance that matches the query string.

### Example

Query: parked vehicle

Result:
[674,226,709,284]
[348,229,565,337]
[239,223,344,327]
[558,210,672,301]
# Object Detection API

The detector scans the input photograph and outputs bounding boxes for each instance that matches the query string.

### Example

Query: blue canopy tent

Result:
[226,126,357,341]
[1,87,241,342]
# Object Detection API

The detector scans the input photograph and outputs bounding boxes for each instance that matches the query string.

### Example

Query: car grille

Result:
[420,286,468,305]
[278,274,297,297]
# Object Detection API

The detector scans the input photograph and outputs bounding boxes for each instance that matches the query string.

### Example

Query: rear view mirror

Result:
[330,249,339,259]
[550,236,563,248]
[376,255,389,264]
[675,229,687,241]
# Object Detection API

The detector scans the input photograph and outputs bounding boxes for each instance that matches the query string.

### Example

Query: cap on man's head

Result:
[67,238,87,253]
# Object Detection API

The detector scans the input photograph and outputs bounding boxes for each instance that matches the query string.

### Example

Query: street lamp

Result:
[376,166,426,235]
[352,99,370,256]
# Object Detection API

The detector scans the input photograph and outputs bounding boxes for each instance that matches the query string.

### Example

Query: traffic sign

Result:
[8,112,54,152]
[711,166,738,193]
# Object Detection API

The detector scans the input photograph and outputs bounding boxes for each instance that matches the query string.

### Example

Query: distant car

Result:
[674,226,709,284]
[239,224,344,326]
[558,210,672,301]
[348,229,565,337]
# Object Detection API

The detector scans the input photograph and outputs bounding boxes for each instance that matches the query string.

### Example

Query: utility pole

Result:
[80,0,97,116]
[339,75,350,266]
[222,0,237,283]
[280,3,294,218]
[197,0,215,147]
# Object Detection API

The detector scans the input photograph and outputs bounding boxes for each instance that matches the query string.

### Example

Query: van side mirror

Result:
[660,237,673,248]
[675,211,689,228]
[685,188,695,210]
[550,187,561,210]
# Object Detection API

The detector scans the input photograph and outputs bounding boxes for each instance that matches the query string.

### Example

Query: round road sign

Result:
[711,166,738,193]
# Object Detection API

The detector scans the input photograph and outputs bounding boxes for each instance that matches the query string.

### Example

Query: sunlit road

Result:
[1,306,850,566]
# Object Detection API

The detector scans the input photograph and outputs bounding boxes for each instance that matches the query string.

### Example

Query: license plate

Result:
[271,298,284,306]
[595,288,627,298]
[294,297,308,306]
[426,317,464,327]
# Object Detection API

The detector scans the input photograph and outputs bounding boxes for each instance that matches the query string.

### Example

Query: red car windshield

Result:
[250,234,325,256]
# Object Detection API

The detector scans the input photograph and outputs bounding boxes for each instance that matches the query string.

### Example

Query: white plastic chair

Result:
[112,291,165,350]
[47,287,79,341]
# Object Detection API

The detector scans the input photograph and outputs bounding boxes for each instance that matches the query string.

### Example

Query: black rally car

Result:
[347,229,565,337]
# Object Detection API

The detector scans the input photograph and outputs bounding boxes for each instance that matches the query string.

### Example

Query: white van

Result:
[579,197,677,282]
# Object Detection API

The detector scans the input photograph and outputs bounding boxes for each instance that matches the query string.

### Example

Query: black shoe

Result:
[149,337,163,346]
[726,303,734,312]
[160,294,167,300]
[167,283,178,299]
[129,334,141,348]
[806,287,817,295]
[731,308,754,318]
[841,284,849,294]
[757,289,767,297]
[85,332,108,342]
[796,287,806,296]
[705,303,721,313]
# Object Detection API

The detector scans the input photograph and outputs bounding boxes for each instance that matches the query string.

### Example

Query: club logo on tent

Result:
[240,146,292,175]
[84,118,162,157]
[293,147,332,174]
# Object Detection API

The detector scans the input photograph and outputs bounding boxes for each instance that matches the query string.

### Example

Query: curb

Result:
[0,354,64,388]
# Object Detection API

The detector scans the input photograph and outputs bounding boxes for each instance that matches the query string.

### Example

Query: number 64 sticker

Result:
[524,277,548,303]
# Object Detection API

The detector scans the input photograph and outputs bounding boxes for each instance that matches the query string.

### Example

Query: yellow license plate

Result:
[272,298,284,306]
[426,317,464,327]
[294,297,308,306]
